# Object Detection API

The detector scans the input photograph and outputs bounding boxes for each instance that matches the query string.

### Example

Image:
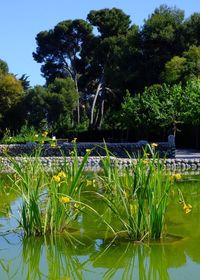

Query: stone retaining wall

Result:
[0,135,176,158]
[1,156,200,173]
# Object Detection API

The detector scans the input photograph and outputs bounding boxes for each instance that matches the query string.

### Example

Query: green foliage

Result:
[8,144,93,236]
[96,144,171,240]
[0,74,24,112]
[0,74,24,128]
[182,46,200,80]
[0,59,9,76]
[142,5,184,42]
[33,19,93,84]
[7,144,172,241]
[1,6,200,135]
[161,56,186,84]
[87,8,131,38]
[182,13,200,47]
[47,77,78,112]
[121,84,186,135]
[19,74,31,90]
[141,5,185,85]
[1,124,51,144]
[183,78,200,125]
[23,78,78,132]
[162,46,200,84]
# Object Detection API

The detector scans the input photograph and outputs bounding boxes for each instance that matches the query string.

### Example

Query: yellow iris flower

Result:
[52,175,61,183]
[183,203,192,214]
[60,196,70,204]
[151,143,158,147]
[58,171,67,178]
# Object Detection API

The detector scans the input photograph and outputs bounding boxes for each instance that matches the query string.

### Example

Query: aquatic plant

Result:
[99,144,171,240]
[7,142,92,236]
[6,142,172,241]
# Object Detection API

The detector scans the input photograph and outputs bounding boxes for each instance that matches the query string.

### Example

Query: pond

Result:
[0,174,200,279]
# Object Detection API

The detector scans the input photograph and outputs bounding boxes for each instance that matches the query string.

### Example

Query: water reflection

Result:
[22,236,86,279]
[1,176,200,279]
[1,230,200,279]
[90,241,172,280]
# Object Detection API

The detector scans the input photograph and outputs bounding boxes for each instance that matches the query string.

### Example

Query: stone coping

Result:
[0,156,200,173]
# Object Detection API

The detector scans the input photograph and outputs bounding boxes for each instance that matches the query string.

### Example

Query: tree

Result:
[24,86,49,129]
[183,78,200,125]
[182,13,200,48]
[0,74,24,130]
[0,74,24,113]
[161,56,186,84]
[33,19,93,123]
[47,77,78,128]
[0,59,9,76]
[24,78,78,132]
[140,5,185,86]
[121,83,186,136]
[19,74,31,90]
[162,46,200,84]
[87,8,131,38]
[84,8,134,129]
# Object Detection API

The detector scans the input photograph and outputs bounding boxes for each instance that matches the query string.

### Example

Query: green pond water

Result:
[1,175,200,279]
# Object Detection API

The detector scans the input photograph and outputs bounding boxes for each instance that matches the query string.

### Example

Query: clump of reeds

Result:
[8,140,92,236]
[7,142,172,241]
[98,144,171,240]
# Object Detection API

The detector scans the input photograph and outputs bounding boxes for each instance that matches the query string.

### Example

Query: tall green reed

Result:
[99,144,171,240]
[5,142,171,240]
[8,150,48,236]
[7,143,92,236]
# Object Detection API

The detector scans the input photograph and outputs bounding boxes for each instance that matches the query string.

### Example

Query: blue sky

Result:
[0,0,198,86]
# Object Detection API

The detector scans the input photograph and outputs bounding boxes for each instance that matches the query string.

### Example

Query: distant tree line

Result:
[0,5,200,139]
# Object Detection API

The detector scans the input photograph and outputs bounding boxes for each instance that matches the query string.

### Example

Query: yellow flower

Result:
[52,175,61,183]
[175,174,182,180]
[170,173,182,182]
[185,207,192,214]
[151,143,158,148]
[58,171,66,178]
[42,131,48,137]
[183,203,187,210]
[183,203,192,214]
[34,134,39,138]
[71,137,77,143]
[60,196,70,204]
[51,143,57,147]
[86,149,91,153]
[143,159,149,165]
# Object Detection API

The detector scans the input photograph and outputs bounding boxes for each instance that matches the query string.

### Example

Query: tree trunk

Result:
[74,76,80,124]
[97,99,105,130]
[90,82,102,128]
